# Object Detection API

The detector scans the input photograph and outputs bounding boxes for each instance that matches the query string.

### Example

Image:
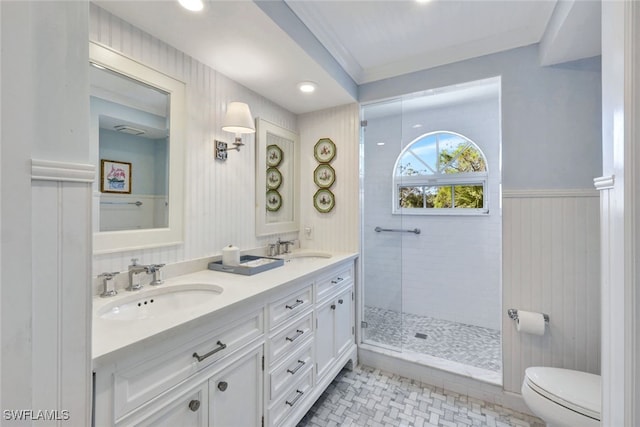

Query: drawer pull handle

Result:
[286,360,306,375]
[286,389,304,407]
[188,399,200,412]
[285,329,304,342]
[192,340,227,362]
[285,299,304,310]
[217,381,228,392]
[330,277,344,284]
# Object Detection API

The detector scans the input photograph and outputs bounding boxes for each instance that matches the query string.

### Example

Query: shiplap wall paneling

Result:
[32,177,93,427]
[502,192,600,393]
[298,104,360,253]
[90,5,298,275]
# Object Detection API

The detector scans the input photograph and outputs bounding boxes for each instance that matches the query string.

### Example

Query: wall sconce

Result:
[215,102,255,161]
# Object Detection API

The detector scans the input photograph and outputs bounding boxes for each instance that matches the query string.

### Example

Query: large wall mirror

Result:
[90,42,185,254]
[255,119,300,236]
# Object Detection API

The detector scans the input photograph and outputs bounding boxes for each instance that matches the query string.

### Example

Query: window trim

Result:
[392,131,489,215]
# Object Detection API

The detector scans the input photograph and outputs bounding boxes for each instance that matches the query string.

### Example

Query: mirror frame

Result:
[255,118,300,236]
[90,42,185,254]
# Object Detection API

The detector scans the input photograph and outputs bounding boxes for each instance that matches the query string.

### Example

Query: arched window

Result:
[393,131,488,214]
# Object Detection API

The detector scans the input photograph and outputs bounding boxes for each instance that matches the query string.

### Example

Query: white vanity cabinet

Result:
[265,283,315,427]
[116,380,209,427]
[93,255,358,427]
[209,344,264,427]
[94,307,264,427]
[314,265,354,383]
[266,260,356,427]
[113,344,263,427]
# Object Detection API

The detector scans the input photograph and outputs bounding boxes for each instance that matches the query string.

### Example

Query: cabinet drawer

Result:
[268,313,313,363]
[113,311,263,420]
[315,265,353,303]
[268,285,312,329]
[269,370,313,427]
[269,341,313,400]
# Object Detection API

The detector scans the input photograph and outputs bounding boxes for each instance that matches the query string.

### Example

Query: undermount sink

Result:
[97,284,223,321]
[280,252,332,263]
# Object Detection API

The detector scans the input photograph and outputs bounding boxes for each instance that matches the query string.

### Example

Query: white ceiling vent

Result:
[114,125,146,136]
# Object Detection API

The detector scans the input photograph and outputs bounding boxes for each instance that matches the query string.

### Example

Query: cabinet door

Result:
[117,382,208,427]
[334,287,353,358]
[209,346,263,427]
[315,299,336,380]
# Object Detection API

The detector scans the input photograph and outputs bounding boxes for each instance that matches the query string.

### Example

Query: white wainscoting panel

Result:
[31,178,93,426]
[502,190,600,393]
[298,104,360,253]
[90,5,298,275]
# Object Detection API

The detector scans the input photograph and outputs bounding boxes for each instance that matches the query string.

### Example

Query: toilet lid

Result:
[525,367,601,421]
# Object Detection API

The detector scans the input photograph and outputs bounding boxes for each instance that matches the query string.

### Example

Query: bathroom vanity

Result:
[92,252,357,427]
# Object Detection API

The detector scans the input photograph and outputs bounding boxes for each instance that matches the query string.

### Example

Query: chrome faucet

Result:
[268,243,278,257]
[150,264,165,286]
[99,272,119,298]
[273,238,295,255]
[127,258,155,291]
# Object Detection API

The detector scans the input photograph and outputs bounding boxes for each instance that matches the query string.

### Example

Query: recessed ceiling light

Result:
[377,142,385,146]
[412,124,423,129]
[416,0,432,3]
[297,81,317,93]
[178,0,204,12]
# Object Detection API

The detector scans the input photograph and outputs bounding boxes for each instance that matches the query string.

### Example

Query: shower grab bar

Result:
[374,226,421,235]
[100,201,143,207]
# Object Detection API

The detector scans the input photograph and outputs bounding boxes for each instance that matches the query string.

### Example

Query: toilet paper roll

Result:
[222,245,240,266]
[516,310,546,336]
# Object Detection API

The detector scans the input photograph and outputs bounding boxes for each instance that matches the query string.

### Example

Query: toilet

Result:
[521,367,601,427]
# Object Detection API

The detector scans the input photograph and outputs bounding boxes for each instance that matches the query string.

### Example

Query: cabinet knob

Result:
[338,299,344,304]
[188,400,200,412]
[331,304,336,310]
[218,381,228,392]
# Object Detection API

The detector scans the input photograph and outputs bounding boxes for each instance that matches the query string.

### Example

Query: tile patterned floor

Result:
[297,366,544,427]
[363,307,502,373]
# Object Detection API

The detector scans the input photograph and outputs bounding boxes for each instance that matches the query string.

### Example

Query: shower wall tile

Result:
[502,190,600,393]
[90,5,298,274]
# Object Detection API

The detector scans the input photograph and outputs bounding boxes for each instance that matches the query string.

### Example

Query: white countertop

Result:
[92,251,358,366]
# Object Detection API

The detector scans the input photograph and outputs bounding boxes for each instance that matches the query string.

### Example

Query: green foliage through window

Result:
[395,132,488,212]
[399,185,483,209]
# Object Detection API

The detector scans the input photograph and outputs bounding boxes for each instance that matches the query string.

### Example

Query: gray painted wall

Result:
[360,45,602,190]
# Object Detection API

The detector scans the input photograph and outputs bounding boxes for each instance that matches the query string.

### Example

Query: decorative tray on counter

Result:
[207,255,284,276]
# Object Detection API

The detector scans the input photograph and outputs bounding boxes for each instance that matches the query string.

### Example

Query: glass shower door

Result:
[361,98,404,351]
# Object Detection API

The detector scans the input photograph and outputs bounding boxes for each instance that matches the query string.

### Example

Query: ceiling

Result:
[92,0,601,115]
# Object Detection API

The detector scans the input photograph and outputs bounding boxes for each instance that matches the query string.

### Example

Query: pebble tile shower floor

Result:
[297,366,544,427]
[363,307,502,373]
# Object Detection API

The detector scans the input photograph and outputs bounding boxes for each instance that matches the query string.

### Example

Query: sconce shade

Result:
[222,102,255,134]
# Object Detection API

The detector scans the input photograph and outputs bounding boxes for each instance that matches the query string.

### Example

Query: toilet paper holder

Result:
[508,308,549,324]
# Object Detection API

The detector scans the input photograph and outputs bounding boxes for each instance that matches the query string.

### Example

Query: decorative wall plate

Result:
[314,138,336,163]
[266,190,282,211]
[266,144,283,167]
[266,167,282,190]
[313,164,335,188]
[313,189,335,213]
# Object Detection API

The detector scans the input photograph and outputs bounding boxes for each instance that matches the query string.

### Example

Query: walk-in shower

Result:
[360,77,503,384]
